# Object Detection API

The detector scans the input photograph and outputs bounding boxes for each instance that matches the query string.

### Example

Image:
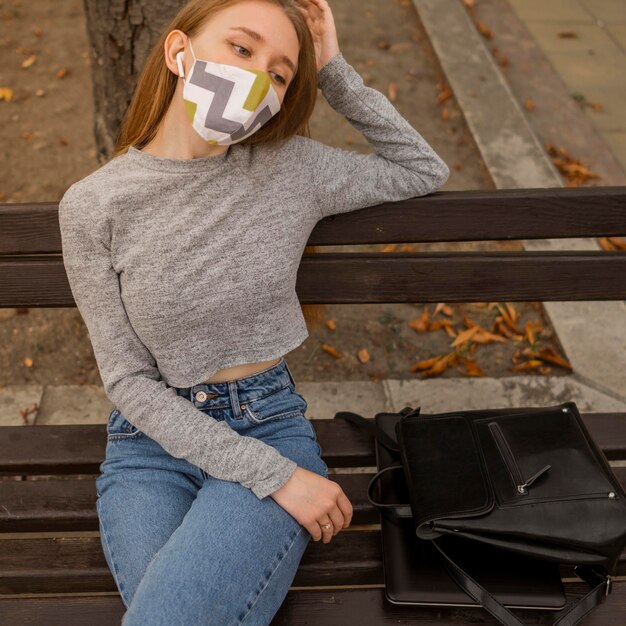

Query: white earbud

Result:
[176,51,185,79]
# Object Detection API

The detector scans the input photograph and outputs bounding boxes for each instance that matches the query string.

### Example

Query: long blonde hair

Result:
[114,0,327,329]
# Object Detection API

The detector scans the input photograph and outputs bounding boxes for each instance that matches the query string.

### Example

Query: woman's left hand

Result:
[296,0,340,73]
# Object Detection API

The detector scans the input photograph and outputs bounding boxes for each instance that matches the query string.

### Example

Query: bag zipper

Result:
[488,421,551,495]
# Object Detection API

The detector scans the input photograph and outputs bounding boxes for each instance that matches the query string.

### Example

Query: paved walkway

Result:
[507,0,626,171]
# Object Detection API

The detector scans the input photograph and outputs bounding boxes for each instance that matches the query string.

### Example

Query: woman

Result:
[58,0,450,623]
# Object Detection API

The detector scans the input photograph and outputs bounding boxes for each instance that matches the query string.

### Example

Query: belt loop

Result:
[229,380,242,419]
[283,358,297,388]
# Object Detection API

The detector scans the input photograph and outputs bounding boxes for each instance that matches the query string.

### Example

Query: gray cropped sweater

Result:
[58,51,450,500]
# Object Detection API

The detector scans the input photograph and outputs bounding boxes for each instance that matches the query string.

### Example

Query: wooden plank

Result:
[0,582,624,625]
[1,530,625,594]
[3,466,626,533]
[0,474,380,533]
[2,186,626,254]
[0,531,382,594]
[295,251,626,303]
[1,413,625,476]
[2,251,626,307]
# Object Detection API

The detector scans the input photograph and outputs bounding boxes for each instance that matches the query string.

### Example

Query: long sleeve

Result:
[294,51,450,219]
[58,182,298,500]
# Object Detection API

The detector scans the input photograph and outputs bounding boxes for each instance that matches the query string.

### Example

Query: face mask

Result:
[176,37,281,145]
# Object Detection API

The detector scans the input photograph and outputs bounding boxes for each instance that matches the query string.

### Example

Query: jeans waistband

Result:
[174,357,297,417]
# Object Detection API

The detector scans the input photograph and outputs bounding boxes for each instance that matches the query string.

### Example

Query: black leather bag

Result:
[335,401,626,626]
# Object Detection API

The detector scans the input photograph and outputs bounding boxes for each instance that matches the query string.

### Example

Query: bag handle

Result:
[366,465,413,521]
[432,537,612,626]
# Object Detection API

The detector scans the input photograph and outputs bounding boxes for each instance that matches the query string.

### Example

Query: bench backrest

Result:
[0,186,625,308]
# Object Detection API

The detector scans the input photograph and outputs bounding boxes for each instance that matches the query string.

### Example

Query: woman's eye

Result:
[272,72,286,85]
[232,43,286,86]
[233,43,250,57]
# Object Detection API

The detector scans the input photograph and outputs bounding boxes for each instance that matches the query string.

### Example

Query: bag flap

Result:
[396,413,494,538]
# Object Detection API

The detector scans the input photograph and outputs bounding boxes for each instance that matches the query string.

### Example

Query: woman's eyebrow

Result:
[228,26,297,75]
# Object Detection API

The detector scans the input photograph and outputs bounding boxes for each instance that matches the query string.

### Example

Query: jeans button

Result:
[196,391,207,402]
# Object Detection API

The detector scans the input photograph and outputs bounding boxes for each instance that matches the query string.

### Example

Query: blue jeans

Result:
[95,357,328,625]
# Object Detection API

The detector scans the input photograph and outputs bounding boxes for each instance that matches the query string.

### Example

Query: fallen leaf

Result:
[462,316,478,328]
[437,84,452,104]
[321,344,342,359]
[21,54,37,69]
[451,325,480,347]
[325,319,336,330]
[472,329,507,344]
[0,87,14,101]
[536,346,572,370]
[388,82,397,101]
[408,309,430,334]
[419,354,452,378]
[511,359,543,371]
[497,303,524,334]
[409,355,441,371]
[460,357,487,377]
[357,348,370,363]
[433,302,454,317]
[475,20,493,39]
[444,324,457,338]
[495,318,515,338]
[505,302,518,322]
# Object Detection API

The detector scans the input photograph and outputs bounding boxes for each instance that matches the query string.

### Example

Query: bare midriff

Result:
[202,357,282,383]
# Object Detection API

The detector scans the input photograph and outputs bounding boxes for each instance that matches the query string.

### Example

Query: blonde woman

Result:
[58,0,449,623]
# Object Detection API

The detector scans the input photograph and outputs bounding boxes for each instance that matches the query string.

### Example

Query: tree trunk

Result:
[82,0,184,163]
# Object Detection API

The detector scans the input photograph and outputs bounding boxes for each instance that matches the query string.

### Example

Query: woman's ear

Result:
[164,29,188,79]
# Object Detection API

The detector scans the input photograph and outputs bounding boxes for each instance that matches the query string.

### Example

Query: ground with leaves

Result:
[0,0,576,385]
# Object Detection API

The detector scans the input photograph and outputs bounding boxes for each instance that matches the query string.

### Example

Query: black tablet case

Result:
[374,411,567,609]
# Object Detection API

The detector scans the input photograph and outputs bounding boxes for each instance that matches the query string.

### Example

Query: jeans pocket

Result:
[106,407,143,441]
[241,386,307,425]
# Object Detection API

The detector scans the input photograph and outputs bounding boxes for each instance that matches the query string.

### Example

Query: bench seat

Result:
[1,413,625,625]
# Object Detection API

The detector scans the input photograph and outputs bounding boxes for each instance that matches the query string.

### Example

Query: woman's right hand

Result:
[270,466,353,543]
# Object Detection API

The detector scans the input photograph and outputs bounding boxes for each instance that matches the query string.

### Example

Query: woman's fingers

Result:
[337,491,353,528]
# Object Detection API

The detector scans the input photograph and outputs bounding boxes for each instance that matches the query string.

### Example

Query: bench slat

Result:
[0,473,381,532]
[1,531,625,594]
[1,413,625,475]
[2,187,626,254]
[3,467,626,533]
[2,251,626,308]
[0,582,624,625]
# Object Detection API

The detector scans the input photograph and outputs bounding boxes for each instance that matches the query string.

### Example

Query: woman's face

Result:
[175,0,300,105]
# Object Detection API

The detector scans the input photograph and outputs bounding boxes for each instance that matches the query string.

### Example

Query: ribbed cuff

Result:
[250,456,298,500]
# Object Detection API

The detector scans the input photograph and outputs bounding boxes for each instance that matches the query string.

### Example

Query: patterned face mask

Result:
[176,37,282,145]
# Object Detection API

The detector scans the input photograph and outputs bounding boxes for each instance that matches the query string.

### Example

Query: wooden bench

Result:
[1,185,625,624]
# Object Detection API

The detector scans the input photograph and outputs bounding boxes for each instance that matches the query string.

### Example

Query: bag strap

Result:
[431,537,612,626]
[335,406,423,454]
